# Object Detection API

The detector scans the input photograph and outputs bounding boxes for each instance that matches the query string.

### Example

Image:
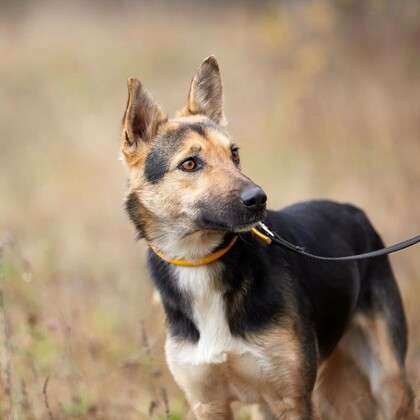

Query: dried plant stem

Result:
[21,379,34,419]
[160,386,170,418]
[0,292,14,420]
[42,376,55,420]
[140,320,152,356]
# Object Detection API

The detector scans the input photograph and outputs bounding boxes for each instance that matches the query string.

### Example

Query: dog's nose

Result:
[240,185,267,208]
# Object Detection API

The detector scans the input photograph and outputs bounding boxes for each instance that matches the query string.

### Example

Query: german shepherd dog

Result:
[120,57,416,419]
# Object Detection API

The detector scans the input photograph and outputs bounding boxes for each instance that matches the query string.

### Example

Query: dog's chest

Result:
[165,265,276,404]
[170,264,258,365]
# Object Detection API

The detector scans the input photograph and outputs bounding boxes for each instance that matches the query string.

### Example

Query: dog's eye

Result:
[179,157,201,172]
[231,146,240,165]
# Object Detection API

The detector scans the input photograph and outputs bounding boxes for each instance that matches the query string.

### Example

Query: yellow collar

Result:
[149,235,238,267]
[148,227,271,267]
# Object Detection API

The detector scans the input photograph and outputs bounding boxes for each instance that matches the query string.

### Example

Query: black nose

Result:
[240,185,267,208]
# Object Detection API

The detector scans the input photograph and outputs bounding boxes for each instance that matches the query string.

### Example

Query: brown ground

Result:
[0,1,419,419]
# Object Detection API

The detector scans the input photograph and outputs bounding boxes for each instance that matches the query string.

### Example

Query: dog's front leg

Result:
[170,360,233,419]
[166,344,233,419]
[255,324,319,420]
[251,402,277,420]
[264,396,319,420]
[190,401,233,420]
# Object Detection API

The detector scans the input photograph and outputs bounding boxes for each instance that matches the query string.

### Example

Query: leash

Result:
[251,223,420,262]
[149,223,420,267]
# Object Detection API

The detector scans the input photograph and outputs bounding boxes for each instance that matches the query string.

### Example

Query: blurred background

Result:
[0,0,419,418]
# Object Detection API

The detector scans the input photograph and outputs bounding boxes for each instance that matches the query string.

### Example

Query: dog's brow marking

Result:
[189,145,202,154]
[188,123,206,137]
[144,140,179,184]
[144,126,193,184]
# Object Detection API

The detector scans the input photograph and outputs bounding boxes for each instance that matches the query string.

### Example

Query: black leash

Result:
[253,222,420,262]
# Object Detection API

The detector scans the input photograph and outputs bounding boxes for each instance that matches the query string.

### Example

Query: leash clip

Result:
[256,222,276,239]
[256,222,306,253]
[250,222,275,245]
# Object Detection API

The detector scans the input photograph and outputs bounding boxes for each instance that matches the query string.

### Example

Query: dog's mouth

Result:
[231,220,261,232]
[198,208,266,233]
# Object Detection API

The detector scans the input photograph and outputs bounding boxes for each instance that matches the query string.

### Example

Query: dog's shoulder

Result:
[267,199,377,249]
[274,199,367,222]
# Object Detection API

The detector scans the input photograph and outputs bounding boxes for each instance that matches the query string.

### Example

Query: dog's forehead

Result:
[155,119,231,156]
[143,118,231,184]
[163,118,229,144]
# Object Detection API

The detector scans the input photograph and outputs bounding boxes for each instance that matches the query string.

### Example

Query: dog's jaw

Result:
[150,227,226,260]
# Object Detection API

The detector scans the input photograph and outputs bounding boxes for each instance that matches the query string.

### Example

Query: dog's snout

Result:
[240,185,267,208]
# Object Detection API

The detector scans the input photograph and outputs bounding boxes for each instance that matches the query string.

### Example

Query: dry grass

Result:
[0,1,419,418]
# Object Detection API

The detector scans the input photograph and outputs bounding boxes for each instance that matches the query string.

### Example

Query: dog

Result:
[119,57,416,419]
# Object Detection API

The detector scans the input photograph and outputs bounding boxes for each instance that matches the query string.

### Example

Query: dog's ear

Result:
[180,56,226,125]
[121,78,166,159]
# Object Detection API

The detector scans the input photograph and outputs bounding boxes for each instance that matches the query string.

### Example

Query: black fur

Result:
[144,127,188,183]
[144,121,223,184]
[148,256,200,342]
[125,192,147,239]
[147,200,408,361]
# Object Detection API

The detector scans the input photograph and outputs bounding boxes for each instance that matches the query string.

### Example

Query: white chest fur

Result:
[166,264,259,365]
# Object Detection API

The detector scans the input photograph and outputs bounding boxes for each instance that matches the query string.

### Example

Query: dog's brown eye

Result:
[231,147,240,164]
[179,158,200,172]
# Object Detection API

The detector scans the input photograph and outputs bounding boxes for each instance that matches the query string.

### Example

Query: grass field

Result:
[0,1,419,418]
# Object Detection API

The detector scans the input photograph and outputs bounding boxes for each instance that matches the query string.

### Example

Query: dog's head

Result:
[120,57,266,248]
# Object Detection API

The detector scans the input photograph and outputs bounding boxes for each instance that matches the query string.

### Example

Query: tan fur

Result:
[317,312,417,420]
[352,314,416,420]
[179,56,227,125]
[316,348,375,420]
[253,327,318,419]
[120,57,242,255]
[123,116,248,256]
[167,323,317,420]
[122,78,166,164]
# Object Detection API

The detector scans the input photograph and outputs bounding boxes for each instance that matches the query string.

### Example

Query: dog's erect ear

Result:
[181,56,226,125]
[121,78,166,157]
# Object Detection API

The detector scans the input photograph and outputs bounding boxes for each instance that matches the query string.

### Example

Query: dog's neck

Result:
[153,229,239,365]
[149,227,227,260]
